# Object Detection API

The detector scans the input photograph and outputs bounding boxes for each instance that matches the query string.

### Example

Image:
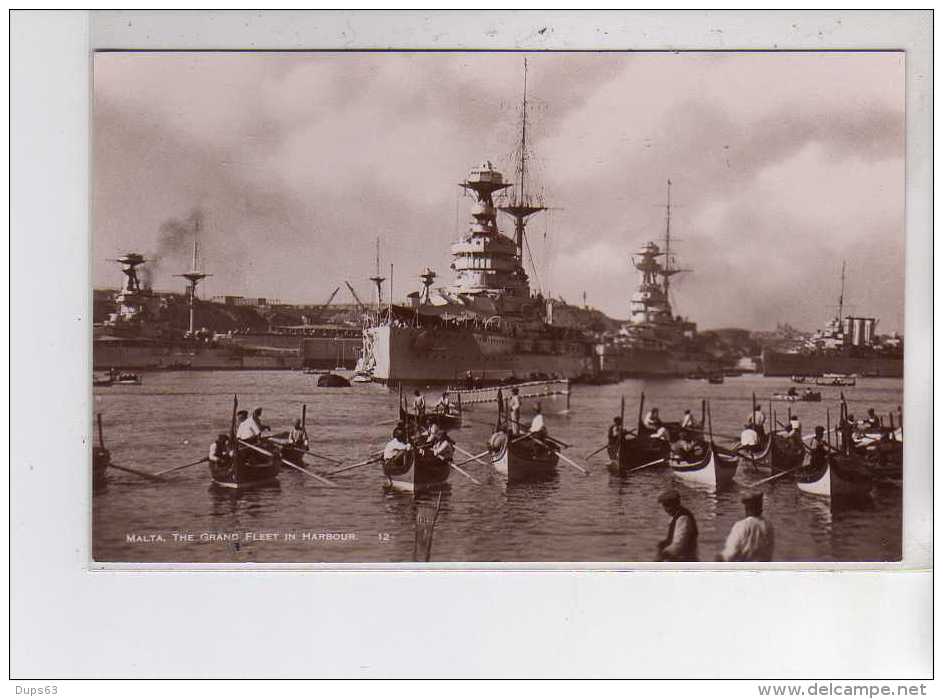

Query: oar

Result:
[108,463,165,481]
[291,446,343,466]
[453,445,491,468]
[329,455,382,476]
[453,447,492,468]
[531,436,589,475]
[752,466,803,487]
[624,457,665,474]
[586,443,611,460]
[154,456,209,476]
[447,460,481,485]
[238,439,337,487]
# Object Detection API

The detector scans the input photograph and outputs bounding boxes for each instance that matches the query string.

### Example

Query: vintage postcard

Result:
[91,49,905,565]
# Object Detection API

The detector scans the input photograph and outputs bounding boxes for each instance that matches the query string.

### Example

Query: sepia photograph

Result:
[89,49,906,564]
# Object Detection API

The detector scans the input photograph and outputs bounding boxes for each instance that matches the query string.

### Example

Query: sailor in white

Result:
[383,428,412,461]
[529,404,546,438]
[718,492,775,562]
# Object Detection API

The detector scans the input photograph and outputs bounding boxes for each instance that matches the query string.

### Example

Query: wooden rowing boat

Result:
[488,430,558,481]
[210,443,281,489]
[606,436,669,475]
[796,451,872,499]
[403,410,462,432]
[772,391,821,402]
[737,431,774,471]
[382,448,451,494]
[669,444,738,488]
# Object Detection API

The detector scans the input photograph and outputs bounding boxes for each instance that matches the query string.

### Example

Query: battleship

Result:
[360,61,596,384]
[761,263,903,378]
[93,235,363,371]
[594,181,720,378]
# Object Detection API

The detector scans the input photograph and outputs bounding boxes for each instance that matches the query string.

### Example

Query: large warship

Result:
[93,239,362,371]
[595,182,719,377]
[761,263,903,377]
[360,62,595,384]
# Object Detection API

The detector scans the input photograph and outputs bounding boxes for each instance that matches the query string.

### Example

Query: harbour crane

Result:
[344,281,367,315]
[308,286,340,325]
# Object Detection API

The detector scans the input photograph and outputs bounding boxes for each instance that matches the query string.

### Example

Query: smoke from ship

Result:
[144,208,205,290]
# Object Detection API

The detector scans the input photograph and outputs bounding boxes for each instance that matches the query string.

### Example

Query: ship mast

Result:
[838,260,846,322]
[499,57,545,263]
[369,236,385,323]
[174,217,211,335]
[659,178,682,298]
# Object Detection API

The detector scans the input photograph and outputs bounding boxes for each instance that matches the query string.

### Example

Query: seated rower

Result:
[674,429,702,461]
[208,433,231,466]
[680,409,696,429]
[529,404,547,439]
[643,407,661,431]
[785,414,802,443]
[383,427,412,461]
[288,418,309,451]
[864,408,881,430]
[433,392,452,415]
[607,416,625,445]
[787,387,798,398]
[806,425,833,465]
[651,423,671,442]
[236,407,267,444]
[431,430,455,462]
[740,422,760,451]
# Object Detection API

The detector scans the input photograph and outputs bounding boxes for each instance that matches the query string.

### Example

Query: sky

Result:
[93,51,905,333]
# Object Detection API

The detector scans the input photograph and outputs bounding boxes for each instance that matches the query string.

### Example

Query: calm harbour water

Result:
[92,371,903,563]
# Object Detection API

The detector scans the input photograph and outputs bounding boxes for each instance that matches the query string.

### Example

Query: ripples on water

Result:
[92,372,903,563]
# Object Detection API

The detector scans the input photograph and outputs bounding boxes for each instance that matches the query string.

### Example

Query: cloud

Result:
[93,51,905,331]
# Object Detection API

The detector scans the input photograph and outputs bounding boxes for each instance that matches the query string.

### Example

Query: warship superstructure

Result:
[596,181,719,377]
[762,263,903,377]
[361,62,595,384]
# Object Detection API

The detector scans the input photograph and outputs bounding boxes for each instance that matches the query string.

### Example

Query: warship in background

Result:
[595,181,720,378]
[93,235,362,371]
[761,263,903,377]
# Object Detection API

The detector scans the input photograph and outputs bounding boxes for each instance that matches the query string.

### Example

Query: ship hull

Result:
[596,346,719,378]
[367,325,594,384]
[93,334,362,371]
[762,349,902,378]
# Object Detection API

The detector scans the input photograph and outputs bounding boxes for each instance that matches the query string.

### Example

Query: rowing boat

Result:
[737,431,774,471]
[489,431,558,481]
[606,436,669,475]
[669,444,738,488]
[772,391,821,402]
[382,448,451,494]
[796,451,872,498]
[210,443,281,489]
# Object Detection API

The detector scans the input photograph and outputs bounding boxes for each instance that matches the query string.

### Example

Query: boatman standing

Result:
[289,418,309,451]
[608,416,625,445]
[785,414,802,444]
[717,492,775,562]
[655,489,699,562]
[413,390,426,420]
[748,404,767,440]
[508,388,522,434]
